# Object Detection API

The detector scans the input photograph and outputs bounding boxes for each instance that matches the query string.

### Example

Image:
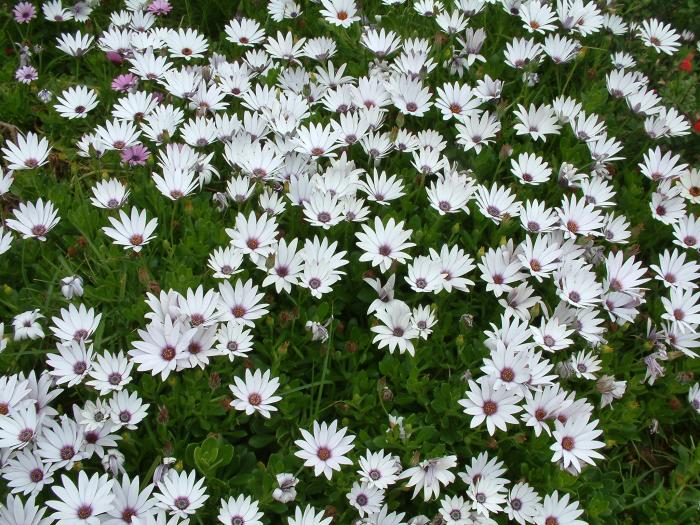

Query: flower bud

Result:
[60,275,83,299]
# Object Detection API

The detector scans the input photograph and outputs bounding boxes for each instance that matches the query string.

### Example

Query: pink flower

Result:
[13,2,36,23]
[147,0,172,15]
[15,65,38,84]
[111,73,138,92]
[121,144,150,166]
[105,51,124,65]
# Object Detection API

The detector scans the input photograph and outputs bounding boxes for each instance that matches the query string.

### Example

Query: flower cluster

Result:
[1,0,699,524]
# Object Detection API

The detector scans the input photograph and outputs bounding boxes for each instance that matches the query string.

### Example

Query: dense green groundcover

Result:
[0,0,699,524]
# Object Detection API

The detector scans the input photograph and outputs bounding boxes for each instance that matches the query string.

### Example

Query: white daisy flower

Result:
[6,199,60,240]
[294,420,355,480]
[102,207,158,252]
[458,377,523,435]
[229,369,282,418]
[153,470,209,519]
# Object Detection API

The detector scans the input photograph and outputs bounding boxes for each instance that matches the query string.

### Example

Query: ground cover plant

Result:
[0,0,699,524]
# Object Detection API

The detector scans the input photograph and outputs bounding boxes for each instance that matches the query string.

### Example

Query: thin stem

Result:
[313,304,334,421]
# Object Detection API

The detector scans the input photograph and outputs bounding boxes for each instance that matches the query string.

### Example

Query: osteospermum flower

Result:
[455,111,501,153]
[459,377,523,435]
[272,473,299,504]
[511,153,552,185]
[557,195,604,238]
[0,1,695,518]
[14,2,37,23]
[105,475,155,525]
[0,495,50,525]
[7,198,60,241]
[59,275,83,300]
[42,0,69,21]
[121,144,151,167]
[229,369,282,418]
[520,0,557,33]
[3,448,57,495]
[0,375,31,417]
[478,245,524,297]
[112,73,139,92]
[46,471,115,524]
[435,81,481,120]
[109,390,149,430]
[536,491,586,525]
[264,31,306,62]
[56,30,93,56]
[153,168,198,200]
[427,172,475,215]
[651,249,700,290]
[661,288,700,333]
[154,470,208,519]
[13,309,44,341]
[148,0,172,15]
[475,183,520,223]
[129,317,195,380]
[347,481,384,517]
[218,495,263,525]
[0,406,40,451]
[439,495,471,524]
[481,341,531,391]
[551,416,605,473]
[303,192,345,229]
[36,415,84,469]
[399,455,457,501]
[688,384,700,413]
[387,75,433,116]
[405,256,443,293]
[50,303,101,343]
[1,132,51,170]
[507,482,542,525]
[412,305,437,339]
[46,340,94,387]
[517,234,562,281]
[371,300,420,355]
[504,37,542,69]
[288,506,331,525]
[356,216,415,272]
[53,86,98,119]
[102,207,158,252]
[294,123,340,158]
[557,264,604,308]
[226,211,278,262]
[639,146,688,182]
[86,350,133,395]
[95,119,141,151]
[357,449,399,490]
[208,246,244,280]
[224,17,266,46]
[513,103,561,141]
[15,65,38,84]
[294,420,355,479]
[319,0,360,27]
[216,278,269,327]
[638,18,681,55]
[467,476,508,516]
[165,28,209,60]
[261,238,304,293]
[90,179,130,209]
[361,27,402,57]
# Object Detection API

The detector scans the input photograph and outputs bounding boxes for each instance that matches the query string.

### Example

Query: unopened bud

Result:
[381,387,394,402]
